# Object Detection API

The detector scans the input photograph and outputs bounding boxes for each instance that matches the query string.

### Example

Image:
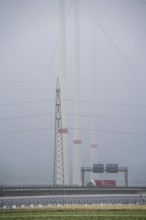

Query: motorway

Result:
[1,186,146,197]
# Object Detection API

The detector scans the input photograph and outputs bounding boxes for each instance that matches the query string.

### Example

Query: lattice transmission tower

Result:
[54,78,64,185]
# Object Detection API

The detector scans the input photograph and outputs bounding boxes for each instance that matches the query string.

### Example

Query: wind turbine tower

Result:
[58,0,69,185]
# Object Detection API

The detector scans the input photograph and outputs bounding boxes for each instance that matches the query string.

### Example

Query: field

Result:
[0,205,146,220]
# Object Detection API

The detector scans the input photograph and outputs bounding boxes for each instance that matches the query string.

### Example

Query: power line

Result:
[0,77,56,85]
[63,113,146,122]
[0,112,145,123]
[0,97,146,109]
[62,98,146,108]
[76,77,146,86]
[68,127,146,137]
[0,126,146,136]
[0,99,55,107]
[0,111,145,123]
[2,76,146,87]
[0,127,54,135]
[0,113,54,121]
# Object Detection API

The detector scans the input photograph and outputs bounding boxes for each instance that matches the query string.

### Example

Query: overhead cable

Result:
[0,127,146,136]
[0,127,54,135]
[0,113,54,121]
[0,99,55,107]
[62,98,146,108]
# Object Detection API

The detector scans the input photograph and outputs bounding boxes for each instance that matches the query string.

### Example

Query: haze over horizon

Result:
[0,0,146,186]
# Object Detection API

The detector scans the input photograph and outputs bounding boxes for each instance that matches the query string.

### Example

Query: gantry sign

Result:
[81,164,128,187]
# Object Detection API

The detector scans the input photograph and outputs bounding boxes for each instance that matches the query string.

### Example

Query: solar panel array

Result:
[0,194,146,208]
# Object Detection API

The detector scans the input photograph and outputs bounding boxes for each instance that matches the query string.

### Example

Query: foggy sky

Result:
[0,0,146,186]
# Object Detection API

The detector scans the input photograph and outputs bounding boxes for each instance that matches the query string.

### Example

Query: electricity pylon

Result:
[54,78,64,185]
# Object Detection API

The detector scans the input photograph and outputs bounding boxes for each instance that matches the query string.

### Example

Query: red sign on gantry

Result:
[58,128,68,133]
[73,140,82,144]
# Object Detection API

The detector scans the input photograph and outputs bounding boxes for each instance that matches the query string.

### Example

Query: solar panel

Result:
[0,194,146,207]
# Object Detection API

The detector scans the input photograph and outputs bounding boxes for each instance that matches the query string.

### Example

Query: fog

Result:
[0,0,146,186]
